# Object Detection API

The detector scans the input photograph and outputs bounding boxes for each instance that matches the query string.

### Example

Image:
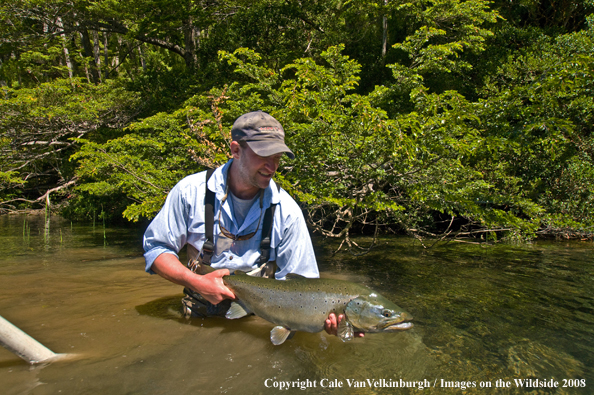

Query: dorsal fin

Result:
[285,273,306,280]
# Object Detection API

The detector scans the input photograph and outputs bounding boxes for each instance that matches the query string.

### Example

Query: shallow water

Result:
[0,214,592,394]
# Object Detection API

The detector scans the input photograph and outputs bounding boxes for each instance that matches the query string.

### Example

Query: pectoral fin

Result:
[270,326,295,345]
[338,318,354,342]
[225,302,252,319]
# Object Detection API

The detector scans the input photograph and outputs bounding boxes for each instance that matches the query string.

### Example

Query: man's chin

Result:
[256,175,273,188]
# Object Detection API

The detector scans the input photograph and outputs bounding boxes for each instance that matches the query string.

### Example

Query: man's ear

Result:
[230,140,241,159]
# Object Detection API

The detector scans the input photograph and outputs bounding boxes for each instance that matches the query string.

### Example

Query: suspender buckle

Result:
[201,240,215,265]
[202,240,215,255]
[259,237,271,250]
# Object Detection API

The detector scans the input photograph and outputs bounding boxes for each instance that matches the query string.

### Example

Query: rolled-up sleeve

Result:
[143,183,190,274]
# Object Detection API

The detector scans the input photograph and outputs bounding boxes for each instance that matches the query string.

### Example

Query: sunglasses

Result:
[218,188,264,241]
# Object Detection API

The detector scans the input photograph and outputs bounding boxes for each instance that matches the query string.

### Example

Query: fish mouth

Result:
[384,321,414,331]
[380,313,414,331]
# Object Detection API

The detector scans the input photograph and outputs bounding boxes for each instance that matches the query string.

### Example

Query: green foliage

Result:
[391,0,500,74]
[72,88,234,221]
[478,22,594,232]
[0,78,139,211]
[73,43,550,242]
[490,0,594,32]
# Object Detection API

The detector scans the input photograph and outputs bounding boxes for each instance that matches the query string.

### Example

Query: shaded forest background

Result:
[1,0,593,249]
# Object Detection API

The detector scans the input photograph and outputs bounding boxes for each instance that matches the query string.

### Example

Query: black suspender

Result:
[201,169,278,269]
[201,168,216,265]
[258,198,277,265]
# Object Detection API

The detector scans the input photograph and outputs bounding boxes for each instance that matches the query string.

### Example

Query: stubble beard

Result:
[235,158,270,192]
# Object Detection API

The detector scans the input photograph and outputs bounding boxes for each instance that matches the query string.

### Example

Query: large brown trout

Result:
[210,267,413,345]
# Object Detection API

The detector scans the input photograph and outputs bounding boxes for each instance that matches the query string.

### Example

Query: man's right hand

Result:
[151,253,236,305]
[191,268,236,305]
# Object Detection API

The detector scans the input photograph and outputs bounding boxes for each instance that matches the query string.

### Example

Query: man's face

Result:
[232,142,282,192]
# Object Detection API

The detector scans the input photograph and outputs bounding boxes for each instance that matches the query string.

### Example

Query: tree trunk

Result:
[113,35,123,71]
[382,0,389,58]
[92,30,102,82]
[103,33,109,79]
[56,17,73,80]
[79,52,91,83]
[182,16,198,69]
[138,44,147,72]
[79,29,100,83]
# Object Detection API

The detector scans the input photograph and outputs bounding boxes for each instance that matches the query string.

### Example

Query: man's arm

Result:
[151,253,235,305]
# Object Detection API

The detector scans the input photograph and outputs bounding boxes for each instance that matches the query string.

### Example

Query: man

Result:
[143,110,350,336]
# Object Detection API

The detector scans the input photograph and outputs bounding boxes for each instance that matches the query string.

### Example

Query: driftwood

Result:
[0,315,71,364]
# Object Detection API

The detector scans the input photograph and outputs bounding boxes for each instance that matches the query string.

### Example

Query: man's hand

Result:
[193,268,236,305]
[324,313,365,338]
[151,253,236,305]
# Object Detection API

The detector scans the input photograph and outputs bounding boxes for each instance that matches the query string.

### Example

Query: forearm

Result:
[151,253,195,289]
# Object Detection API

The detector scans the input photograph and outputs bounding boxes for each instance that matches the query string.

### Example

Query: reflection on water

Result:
[0,214,592,394]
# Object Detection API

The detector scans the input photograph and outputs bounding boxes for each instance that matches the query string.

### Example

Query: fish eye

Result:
[382,310,392,318]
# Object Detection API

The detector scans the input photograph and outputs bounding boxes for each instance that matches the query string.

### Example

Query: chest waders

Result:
[182,169,279,318]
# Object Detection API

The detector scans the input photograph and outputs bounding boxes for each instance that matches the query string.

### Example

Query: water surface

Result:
[1,215,592,394]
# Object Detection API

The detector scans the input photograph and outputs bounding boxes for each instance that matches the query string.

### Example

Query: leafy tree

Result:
[0,78,139,212]
[490,0,594,31]
[71,87,232,221]
[478,18,594,235]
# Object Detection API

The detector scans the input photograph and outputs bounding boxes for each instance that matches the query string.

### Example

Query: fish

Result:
[198,264,413,345]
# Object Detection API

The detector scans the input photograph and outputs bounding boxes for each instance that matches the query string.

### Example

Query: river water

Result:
[0,214,592,394]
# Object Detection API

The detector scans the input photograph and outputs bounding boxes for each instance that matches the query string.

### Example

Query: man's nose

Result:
[264,156,278,172]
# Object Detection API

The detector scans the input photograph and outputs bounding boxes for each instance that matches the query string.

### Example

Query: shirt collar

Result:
[207,159,280,209]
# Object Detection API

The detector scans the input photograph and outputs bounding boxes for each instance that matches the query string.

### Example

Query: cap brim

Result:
[246,140,295,159]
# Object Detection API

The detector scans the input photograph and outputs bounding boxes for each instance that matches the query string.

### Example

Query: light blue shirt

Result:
[143,160,319,280]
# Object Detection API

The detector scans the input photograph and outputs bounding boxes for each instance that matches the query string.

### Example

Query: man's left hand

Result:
[324,313,365,338]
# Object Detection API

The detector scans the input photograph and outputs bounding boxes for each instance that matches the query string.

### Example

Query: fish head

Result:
[345,293,413,333]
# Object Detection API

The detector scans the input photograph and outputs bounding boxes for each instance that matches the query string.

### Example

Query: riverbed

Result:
[1,214,592,394]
